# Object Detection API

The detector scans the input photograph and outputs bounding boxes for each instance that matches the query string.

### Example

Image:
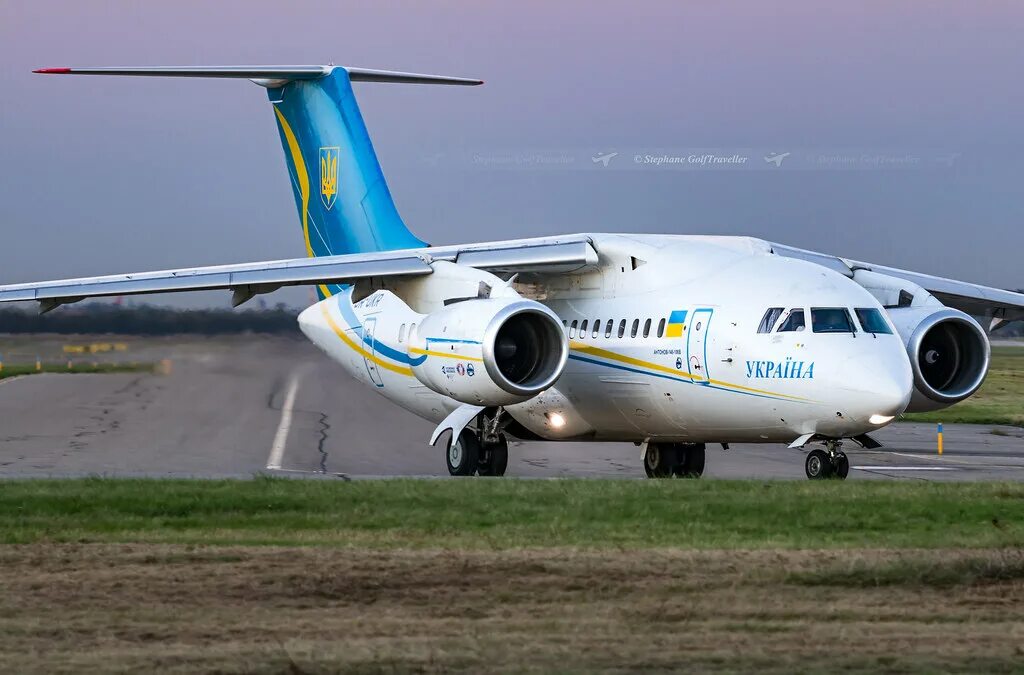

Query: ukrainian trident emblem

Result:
[319,146,339,210]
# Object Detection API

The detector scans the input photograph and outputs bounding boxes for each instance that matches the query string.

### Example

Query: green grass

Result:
[904,346,1024,426]
[0,362,153,379]
[2,477,1024,548]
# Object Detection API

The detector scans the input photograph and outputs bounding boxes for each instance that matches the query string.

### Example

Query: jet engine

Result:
[887,307,990,412]
[409,298,568,406]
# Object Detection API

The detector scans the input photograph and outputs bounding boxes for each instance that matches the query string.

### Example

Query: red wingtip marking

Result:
[33,68,72,74]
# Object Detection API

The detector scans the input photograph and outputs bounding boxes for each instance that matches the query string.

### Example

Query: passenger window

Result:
[758,308,784,333]
[605,319,613,338]
[569,320,578,338]
[580,319,589,337]
[630,319,639,338]
[657,318,666,338]
[811,307,855,333]
[643,318,652,338]
[409,323,417,338]
[592,320,600,339]
[854,308,893,334]
[617,319,626,338]
[398,323,407,343]
[777,309,805,332]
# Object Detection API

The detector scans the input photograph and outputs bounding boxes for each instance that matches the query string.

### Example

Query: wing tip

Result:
[33,67,72,74]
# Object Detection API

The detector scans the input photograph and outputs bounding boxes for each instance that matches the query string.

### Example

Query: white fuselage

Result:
[298,234,914,445]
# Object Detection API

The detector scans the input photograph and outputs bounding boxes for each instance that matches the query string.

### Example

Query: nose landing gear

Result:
[805,440,849,480]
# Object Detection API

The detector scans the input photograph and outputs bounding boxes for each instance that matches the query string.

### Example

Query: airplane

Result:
[3,64,1022,481]
[592,151,618,167]
[764,152,790,167]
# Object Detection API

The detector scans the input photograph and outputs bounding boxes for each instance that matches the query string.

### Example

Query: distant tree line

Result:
[0,303,301,335]
[993,291,1024,337]
[995,322,1024,338]
[0,299,1021,337]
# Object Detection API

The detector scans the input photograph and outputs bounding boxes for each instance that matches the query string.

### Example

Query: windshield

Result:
[777,309,805,332]
[758,307,784,333]
[855,308,893,334]
[811,308,855,333]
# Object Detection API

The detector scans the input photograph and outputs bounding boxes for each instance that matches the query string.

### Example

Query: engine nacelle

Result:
[409,298,568,406]
[887,307,990,412]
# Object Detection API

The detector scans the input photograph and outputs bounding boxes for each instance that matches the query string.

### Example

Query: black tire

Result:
[805,448,833,480]
[446,429,480,476]
[479,436,509,477]
[644,443,677,478]
[832,452,850,480]
[674,443,706,478]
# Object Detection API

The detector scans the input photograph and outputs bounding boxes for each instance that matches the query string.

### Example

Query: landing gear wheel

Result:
[832,451,850,480]
[673,443,706,478]
[805,449,833,480]
[446,429,480,476]
[644,443,677,478]
[478,435,509,477]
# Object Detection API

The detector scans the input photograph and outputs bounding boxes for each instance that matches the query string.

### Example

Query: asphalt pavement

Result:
[1,336,1022,481]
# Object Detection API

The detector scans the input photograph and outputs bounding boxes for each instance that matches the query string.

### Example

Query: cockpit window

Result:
[777,309,806,332]
[757,308,784,333]
[855,308,893,334]
[811,307,855,333]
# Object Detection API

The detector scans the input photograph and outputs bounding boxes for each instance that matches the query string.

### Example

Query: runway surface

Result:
[1,336,1022,480]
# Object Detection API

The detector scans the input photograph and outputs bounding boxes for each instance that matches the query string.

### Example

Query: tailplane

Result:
[34,65,483,298]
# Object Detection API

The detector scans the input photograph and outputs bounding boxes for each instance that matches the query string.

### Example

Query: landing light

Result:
[868,414,895,425]
[546,412,566,428]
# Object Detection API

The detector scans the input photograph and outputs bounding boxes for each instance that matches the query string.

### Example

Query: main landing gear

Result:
[643,442,706,479]
[805,440,849,480]
[445,411,510,477]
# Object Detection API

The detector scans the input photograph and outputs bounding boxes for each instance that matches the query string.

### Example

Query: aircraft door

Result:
[362,317,385,387]
[687,308,713,384]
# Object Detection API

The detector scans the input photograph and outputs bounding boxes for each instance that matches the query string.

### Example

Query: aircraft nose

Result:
[866,373,913,420]
[838,354,914,426]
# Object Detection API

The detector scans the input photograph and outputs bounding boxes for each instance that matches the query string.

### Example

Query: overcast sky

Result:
[1,1,1022,308]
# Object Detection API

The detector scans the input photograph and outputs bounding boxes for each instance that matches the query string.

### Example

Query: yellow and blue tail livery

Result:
[33,65,483,299]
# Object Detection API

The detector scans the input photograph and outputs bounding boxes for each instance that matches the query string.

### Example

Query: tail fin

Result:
[34,65,483,298]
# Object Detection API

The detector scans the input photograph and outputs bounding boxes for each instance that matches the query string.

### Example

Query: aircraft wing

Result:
[0,235,598,312]
[770,242,1024,328]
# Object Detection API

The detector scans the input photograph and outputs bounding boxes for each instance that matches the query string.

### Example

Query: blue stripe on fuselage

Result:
[567,353,791,402]
[332,290,427,367]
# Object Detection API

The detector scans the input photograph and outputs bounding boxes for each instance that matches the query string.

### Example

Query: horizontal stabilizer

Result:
[33,65,483,86]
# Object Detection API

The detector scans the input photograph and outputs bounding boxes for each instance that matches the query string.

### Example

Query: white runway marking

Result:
[853,466,957,471]
[266,373,301,471]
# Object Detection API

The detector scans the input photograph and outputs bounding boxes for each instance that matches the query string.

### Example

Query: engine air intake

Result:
[909,310,989,404]
[484,304,568,397]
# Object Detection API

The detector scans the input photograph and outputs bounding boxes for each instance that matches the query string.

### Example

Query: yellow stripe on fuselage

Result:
[569,340,809,402]
[572,341,700,382]
[408,347,483,362]
[320,303,413,377]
